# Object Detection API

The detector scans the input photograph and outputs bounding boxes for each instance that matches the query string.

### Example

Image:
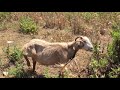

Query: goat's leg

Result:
[59,60,72,78]
[59,64,68,78]
[32,58,37,72]
[59,70,64,78]
[23,55,31,67]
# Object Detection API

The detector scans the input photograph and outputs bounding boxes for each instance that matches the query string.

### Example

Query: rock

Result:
[7,41,14,44]
[3,71,8,76]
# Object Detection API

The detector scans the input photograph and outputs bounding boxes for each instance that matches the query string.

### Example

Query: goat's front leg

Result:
[32,57,37,72]
[24,55,31,67]
[59,60,72,78]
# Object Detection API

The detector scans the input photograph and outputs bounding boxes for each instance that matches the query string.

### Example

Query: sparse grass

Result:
[1,41,25,77]
[1,12,120,78]
[8,63,24,78]
[108,66,120,78]
[43,67,51,78]
[9,46,23,64]
[0,22,7,31]
[0,58,2,68]
[90,59,108,70]
[43,67,59,78]
[0,12,11,22]
[3,43,23,64]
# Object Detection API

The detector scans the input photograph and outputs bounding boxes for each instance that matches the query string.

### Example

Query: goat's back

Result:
[22,39,49,56]
[22,39,70,65]
[35,45,69,65]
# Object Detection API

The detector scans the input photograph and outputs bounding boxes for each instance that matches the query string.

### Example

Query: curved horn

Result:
[75,36,83,41]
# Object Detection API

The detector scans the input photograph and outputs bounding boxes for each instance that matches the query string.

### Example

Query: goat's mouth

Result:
[87,48,94,52]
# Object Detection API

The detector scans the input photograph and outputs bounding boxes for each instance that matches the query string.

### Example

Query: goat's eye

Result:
[83,41,86,43]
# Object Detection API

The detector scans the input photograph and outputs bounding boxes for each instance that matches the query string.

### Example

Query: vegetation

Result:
[88,20,120,78]
[19,16,38,34]
[0,12,120,78]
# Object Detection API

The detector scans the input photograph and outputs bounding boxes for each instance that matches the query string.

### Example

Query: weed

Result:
[3,42,23,64]
[0,22,7,31]
[43,67,59,78]
[108,66,120,78]
[108,22,120,63]
[43,67,51,78]
[9,46,23,64]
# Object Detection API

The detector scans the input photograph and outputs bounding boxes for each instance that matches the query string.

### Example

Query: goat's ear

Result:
[80,36,83,40]
[80,40,85,47]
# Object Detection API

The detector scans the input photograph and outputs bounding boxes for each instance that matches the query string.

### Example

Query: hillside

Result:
[0,12,120,78]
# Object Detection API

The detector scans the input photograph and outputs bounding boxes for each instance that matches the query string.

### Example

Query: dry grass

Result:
[0,12,119,78]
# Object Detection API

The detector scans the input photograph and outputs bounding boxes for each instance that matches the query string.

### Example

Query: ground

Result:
[0,27,110,78]
[0,12,114,78]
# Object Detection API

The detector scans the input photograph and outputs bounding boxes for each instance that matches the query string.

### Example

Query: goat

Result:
[22,36,94,77]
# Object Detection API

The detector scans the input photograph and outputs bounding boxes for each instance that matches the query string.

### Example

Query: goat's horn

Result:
[75,36,83,41]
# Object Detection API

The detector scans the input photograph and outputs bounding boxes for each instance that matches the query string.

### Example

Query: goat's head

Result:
[75,36,94,52]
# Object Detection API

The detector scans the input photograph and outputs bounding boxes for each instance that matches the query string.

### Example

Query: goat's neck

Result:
[67,42,80,60]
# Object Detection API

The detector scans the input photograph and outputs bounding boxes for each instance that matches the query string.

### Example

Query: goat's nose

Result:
[91,47,93,49]
[90,47,94,51]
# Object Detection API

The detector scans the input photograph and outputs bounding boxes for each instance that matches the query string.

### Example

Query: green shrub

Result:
[20,17,38,34]
[88,58,108,78]
[88,21,120,78]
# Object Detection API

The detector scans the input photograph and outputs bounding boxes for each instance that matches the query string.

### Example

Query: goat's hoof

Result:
[58,71,64,78]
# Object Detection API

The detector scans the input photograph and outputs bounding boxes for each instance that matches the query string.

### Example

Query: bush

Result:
[88,59,109,78]
[108,22,120,63]
[88,21,120,78]
[20,17,38,34]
